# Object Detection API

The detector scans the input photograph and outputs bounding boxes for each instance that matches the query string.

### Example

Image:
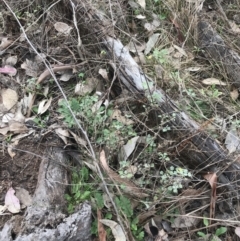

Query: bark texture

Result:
[0,148,92,241]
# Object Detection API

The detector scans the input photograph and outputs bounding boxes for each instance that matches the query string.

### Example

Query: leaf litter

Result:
[1,0,240,240]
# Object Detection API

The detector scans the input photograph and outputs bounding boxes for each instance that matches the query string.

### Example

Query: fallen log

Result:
[72,0,240,193]
[198,18,240,88]
[0,147,92,241]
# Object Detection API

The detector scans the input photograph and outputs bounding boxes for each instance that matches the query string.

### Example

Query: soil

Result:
[0,137,54,230]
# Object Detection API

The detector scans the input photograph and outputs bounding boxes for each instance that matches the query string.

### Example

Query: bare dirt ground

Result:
[0,138,42,229]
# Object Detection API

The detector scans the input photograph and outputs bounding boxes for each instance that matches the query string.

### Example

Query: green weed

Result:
[197,217,227,241]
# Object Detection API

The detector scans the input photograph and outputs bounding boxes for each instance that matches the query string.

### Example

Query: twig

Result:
[70,0,84,60]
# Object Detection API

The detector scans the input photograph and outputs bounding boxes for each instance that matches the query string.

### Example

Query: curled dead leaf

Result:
[1,89,18,111]
[202,78,226,86]
[9,121,28,134]
[5,187,20,214]
[54,22,72,35]
[100,219,126,241]
[230,89,239,101]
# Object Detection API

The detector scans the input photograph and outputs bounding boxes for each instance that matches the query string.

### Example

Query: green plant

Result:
[197,217,227,241]
[25,77,41,92]
[153,48,168,64]
[65,166,94,213]
[159,166,192,194]
[115,195,144,240]
[158,152,170,162]
[5,134,13,143]
[119,160,135,179]
[33,116,47,128]
[58,95,136,148]
[78,72,85,79]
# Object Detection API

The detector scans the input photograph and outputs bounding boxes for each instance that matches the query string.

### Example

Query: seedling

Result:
[197,217,227,240]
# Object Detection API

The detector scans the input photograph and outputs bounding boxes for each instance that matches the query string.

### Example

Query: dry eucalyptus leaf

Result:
[230,89,239,101]
[22,93,34,115]
[235,227,240,237]
[0,38,12,51]
[11,130,35,142]
[185,67,201,72]
[173,45,187,57]
[135,14,146,19]
[69,130,87,147]
[9,121,28,134]
[60,72,73,82]
[0,126,9,135]
[144,34,160,55]
[14,104,25,123]
[99,68,109,80]
[38,97,52,115]
[100,219,126,241]
[137,0,146,9]
[21,59,39,77]
[122,136,139,161]
[92,99,103,113]
[54,22,72,35]
[225,126,240,153]
[55,128,69,145]
[5,187,20,214]
[202,78,226,86]
[2,113,14,123]
[1,89,18,111]
[230,21,240,34]
[8,145,16,158]
[5,55,18,66]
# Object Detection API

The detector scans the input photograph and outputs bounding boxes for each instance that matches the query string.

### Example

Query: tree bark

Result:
[0,147,92,241]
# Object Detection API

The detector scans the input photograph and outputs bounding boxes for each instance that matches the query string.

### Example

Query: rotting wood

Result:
[72,0,240,193]
[198,18,240,88]
[0,147,92,241]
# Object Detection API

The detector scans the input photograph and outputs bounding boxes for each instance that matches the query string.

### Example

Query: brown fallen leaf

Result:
[203,172,217,224]
[99,150,148,198]
[230,88,239,101]
[8,144,16,159]
[202,78,226,86]
[9,121,28,134]
[100,219,126,241]
[97,209,106,241]
[54,22,72,35]
[0,38,13,51]
[1,88,18,111]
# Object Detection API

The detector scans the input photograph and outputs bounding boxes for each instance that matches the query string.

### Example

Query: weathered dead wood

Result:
[0,147,92,241]
[198,19,240,88]
[72,0,240,193]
